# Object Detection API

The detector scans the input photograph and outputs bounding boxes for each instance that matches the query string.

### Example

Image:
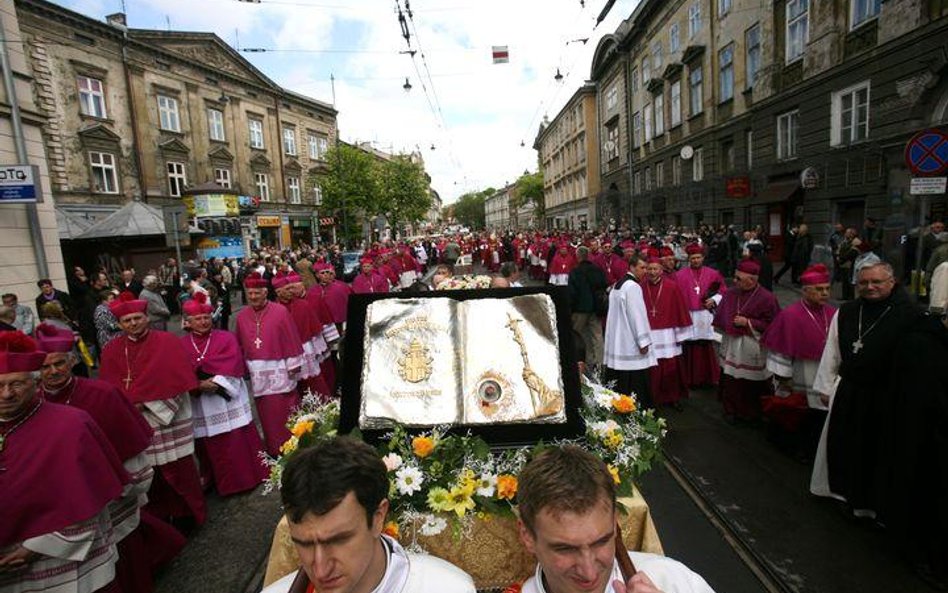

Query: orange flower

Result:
[496,474,518,500]
[502,582,523,593]
[611,395,636,414]
[290,419,315,438]
[412,436,435,458]
[383,521,400,539]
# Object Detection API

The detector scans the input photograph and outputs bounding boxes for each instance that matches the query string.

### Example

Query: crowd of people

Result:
[1,217,946,592]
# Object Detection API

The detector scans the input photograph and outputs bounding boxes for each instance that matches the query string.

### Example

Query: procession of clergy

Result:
[2,227,945,593]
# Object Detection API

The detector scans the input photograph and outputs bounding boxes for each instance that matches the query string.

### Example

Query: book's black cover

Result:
[338,286,585,447]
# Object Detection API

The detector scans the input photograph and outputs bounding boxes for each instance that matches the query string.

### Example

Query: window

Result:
[287,176,301,204]
[777,110,799,160]
[745,24,761,88]
[318,136,329,157]
[644,103,653,142]
[249,119,265,149]
[718,0,731,17]
[644,167,652,191]
[605,123,619,160]
[832,81,870,146]
[672,155,682,185]
[851,0,881,28]
[654,93,665,136]
[605,85,619,111]
[633,171,642,195]
[746,129,754,168]
[719,44,734,102]
[670,24,681,53]
[689,66,703,115]
[688,2,701,38]
[77,75,106,118]
[283,127,297,155]
[655,161,665,188]
[308,133,320,159]
[692,147,704,181]
[89,152,117,193]
[642,57,651,85]
[632,111,642,148]
[208,108,225,142]
[255,172,270,201]
[721,140,735,171]
[630,67,639,94]
[786,0,809,63]
[157,95,180,132]
[313,184,323,206]
[214,168,231,189]
[167,161,186,197]
[670,80,682,127]
[652,41,663,71]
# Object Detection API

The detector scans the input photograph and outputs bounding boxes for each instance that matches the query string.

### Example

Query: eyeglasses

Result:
[857,278,894,287]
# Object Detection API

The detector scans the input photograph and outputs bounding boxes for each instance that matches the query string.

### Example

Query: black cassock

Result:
[885,314,948,573]
[826,288,918,513]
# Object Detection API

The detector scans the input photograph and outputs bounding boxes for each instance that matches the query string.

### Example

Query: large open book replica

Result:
[339,287,585,445]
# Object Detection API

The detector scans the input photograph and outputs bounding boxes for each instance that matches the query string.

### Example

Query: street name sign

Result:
[0,165,39,203]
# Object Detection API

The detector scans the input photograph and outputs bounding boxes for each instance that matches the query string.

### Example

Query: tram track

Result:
[661,453,796,593]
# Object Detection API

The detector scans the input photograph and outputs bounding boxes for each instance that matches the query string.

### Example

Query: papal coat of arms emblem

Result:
[397,338,433,383]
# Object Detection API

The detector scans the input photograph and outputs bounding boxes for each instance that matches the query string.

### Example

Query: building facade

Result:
[0,0,66,307]
[484,185,512,230]
[16,0,338,260]
[594,0,948,267]
[535,83,601,230]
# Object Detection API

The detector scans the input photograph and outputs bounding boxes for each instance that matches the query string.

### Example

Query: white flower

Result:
[395,466,424,495]
[419,514,448,536]
[475,474,497,498]
[382,452,404,472]
[588,419,621,438]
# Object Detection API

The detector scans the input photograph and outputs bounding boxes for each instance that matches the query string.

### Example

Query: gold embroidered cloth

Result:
[360,294,567,429]
[262,492,663,589]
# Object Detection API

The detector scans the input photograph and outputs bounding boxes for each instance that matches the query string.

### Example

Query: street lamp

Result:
[403,77,412,92]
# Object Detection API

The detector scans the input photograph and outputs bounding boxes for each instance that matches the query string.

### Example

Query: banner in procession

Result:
[195,235,245,260]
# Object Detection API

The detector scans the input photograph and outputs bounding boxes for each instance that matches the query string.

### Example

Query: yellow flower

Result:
[383,521,400,539]
[459,468,477,490]
[427,487,451,512]
[279,436,299,456]
[497,474,518,500]
[290,419,315,438]
[607,465,621,485]
[611,395,636,414]
[412,436,435,458]
[444,485,476,517]
[603,430,624,450]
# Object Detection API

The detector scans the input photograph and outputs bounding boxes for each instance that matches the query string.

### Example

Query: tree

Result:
[512,170,545,223]
[377,155,431,234]
[310,143,379,246]
[452,191,487,230]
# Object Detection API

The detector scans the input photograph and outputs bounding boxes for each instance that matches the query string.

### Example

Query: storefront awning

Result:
[73,200,202,240]
[758,180,801,203]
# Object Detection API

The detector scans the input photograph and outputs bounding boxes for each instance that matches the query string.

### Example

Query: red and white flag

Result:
[492,45,509,64]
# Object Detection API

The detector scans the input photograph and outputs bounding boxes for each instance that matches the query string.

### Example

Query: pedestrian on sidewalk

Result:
[568,246,607,372]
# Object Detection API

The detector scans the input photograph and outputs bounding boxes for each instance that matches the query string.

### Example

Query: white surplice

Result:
[604,276,656,371]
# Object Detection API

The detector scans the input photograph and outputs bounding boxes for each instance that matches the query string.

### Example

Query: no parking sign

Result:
[905,129,948,176]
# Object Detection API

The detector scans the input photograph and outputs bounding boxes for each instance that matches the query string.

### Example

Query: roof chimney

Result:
[106,13,127,29]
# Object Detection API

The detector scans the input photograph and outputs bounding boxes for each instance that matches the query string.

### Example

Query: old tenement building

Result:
[16,0,337,251]
[575,0,948,266]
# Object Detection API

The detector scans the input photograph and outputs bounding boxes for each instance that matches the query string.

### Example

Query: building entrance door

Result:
[835,199,866,232]
[766,204,787,262]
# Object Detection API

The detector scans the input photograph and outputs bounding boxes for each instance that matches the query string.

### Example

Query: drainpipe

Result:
[114,17,148,201]
[0,11,47,278]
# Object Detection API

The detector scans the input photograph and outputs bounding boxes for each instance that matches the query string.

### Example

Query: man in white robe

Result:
[262,437,475,593]
[517,446,715,593]
[604,255,656,407]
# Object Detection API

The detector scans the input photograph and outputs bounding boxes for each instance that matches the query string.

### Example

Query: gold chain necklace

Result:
[0,399,43,453]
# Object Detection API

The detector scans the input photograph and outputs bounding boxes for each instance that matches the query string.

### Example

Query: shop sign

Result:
[800,167,820,190]
[910,177,947,195]
[319,217,335,226]
[257,215,281,227]
[183,194,240,217]
[291,218,311,228]
[0,165,39,203]
[725,176,751,198]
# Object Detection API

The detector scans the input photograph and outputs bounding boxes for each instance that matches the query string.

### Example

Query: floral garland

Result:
[264,378,666,539]
[434,274,493,290]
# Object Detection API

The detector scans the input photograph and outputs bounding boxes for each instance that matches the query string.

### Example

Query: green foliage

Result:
[512,170,545,220]
[452,191,486,230]
[378,155,432,231]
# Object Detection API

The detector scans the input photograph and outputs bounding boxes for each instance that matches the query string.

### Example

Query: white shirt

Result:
[521,551,715,593]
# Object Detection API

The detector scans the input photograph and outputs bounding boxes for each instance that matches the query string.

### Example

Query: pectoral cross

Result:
[123,373,133,389]
[694,286,701,295]
[254,337,263,349]
[851,339,863,354]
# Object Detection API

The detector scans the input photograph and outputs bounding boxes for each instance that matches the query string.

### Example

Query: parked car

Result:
[341,251,362,282]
